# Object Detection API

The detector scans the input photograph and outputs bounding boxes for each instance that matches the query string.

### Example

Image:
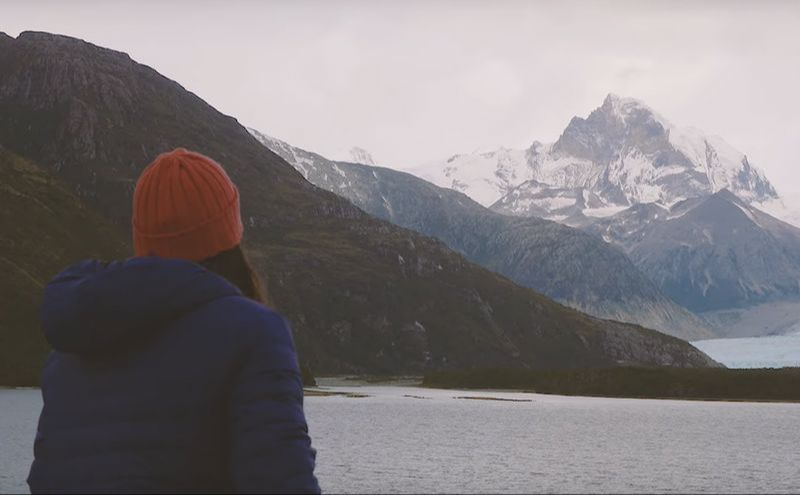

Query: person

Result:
[27,149,320,494]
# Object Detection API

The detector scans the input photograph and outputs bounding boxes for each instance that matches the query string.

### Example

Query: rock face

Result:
[251,130,715,341]
[0,31,720,378]
[414,94,778,222]
[583,189,800,317]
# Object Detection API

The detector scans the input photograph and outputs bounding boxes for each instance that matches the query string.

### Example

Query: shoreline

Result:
[7,367,800,405]
[303,383,800,405]
[307,370,800,404]
[5,383,799,405]
[421,367,800,404]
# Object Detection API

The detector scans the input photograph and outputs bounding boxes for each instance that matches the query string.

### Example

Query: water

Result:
[2,385,799,493]
[693,333,800,368]
[0,389,39,494]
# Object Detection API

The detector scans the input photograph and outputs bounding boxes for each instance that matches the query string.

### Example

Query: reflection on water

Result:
[2,384,799,493]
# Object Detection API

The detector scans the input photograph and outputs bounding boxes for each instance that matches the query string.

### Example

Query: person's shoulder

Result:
[206,296,299,370]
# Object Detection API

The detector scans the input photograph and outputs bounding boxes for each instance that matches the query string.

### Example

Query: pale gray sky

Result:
[4,0,800,197]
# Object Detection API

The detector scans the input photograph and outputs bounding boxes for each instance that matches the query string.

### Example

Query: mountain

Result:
[250,130,714,340]
[402,94,798,337]
[414,94,778,223]
[0,146,129,384]
[0,31,718,383]
[583,190,800,335]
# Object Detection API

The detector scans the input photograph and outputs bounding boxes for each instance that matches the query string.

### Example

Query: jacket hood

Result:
[41,257,241,355]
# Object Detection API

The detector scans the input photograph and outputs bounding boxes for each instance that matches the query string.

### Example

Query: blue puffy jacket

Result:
[28,257,320,494]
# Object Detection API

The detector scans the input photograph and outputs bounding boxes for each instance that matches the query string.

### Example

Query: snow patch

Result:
[755,197,800,229]
[583,205,629,218]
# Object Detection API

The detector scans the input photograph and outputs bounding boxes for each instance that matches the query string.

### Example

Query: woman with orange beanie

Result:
[28,149,320,493]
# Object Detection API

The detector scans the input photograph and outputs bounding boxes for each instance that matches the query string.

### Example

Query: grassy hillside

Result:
[0,147,128,385]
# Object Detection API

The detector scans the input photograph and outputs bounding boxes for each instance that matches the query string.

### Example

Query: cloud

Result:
[459,59,524,108]
[2,0,799,191]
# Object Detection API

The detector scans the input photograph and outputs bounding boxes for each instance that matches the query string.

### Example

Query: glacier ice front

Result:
[692,334,800,368]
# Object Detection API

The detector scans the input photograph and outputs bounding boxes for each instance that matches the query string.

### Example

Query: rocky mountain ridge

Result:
[583,189,800,318]
[251,129,715,341]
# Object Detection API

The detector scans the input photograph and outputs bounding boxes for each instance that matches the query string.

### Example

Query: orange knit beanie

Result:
[132,148,243,262]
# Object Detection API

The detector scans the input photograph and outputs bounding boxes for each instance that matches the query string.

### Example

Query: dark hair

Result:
[199,245,269,305]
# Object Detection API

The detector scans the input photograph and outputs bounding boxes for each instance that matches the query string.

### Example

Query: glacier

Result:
[693,334,800,369]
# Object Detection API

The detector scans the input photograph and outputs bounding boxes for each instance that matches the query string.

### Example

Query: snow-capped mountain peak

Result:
[602,93,671,128]
[415,94,780,224]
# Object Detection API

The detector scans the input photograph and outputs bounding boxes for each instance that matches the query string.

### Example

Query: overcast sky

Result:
[4,0,800,196]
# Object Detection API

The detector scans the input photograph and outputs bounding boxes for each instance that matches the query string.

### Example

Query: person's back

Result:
[28,149,320,494]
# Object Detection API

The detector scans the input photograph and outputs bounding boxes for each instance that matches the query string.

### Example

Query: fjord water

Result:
[2,386,798,494]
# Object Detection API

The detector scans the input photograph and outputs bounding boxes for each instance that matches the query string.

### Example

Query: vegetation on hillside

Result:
[0,148,128,385]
